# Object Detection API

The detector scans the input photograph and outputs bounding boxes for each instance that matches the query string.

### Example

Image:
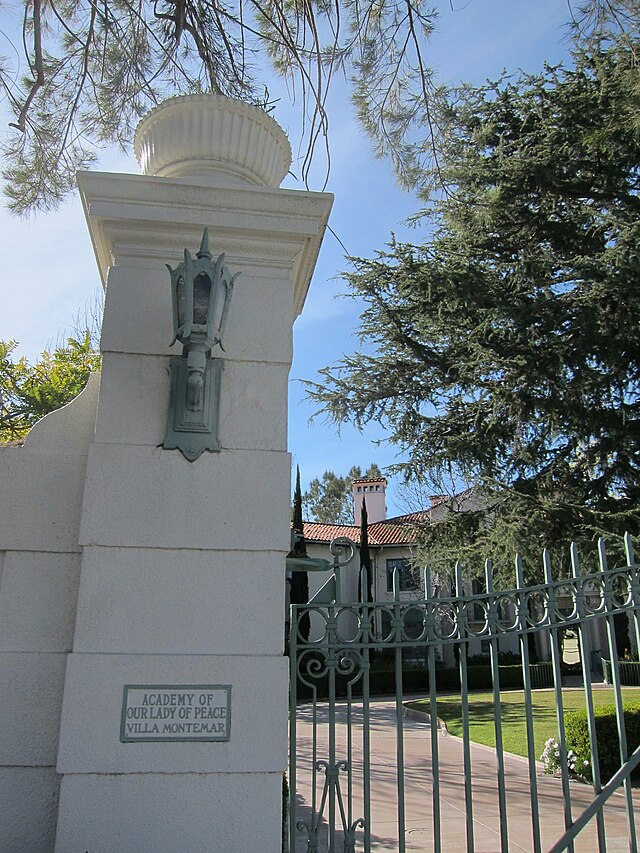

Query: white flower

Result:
[540,737,588,777]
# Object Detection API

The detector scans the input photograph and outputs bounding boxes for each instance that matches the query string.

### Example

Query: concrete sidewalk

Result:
[291,699,640,852]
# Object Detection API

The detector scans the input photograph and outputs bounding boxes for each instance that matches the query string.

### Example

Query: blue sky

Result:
[0,1,572,514]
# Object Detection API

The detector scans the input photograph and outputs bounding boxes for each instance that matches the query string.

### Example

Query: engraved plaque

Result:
[120,684,231,742]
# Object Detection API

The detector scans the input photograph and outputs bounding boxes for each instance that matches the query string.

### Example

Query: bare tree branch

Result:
[10,0,45,132]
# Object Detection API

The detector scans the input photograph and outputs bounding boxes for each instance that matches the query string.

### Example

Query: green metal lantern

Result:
[163,228,239,461]
[169,228,234,353]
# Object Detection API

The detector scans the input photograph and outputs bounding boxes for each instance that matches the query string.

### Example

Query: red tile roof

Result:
[302,510,431,547]
[302,522,363,543]
[300,489,477,547]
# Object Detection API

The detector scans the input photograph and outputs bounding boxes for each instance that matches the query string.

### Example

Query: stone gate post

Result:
[53,95,332,851]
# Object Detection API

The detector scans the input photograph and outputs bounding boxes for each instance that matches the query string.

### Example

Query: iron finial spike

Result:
[543,548,553,585]
[515,552,524,587]
[570,542,580,579]
[197,227,212,260]
[624,531,635,567]
[454,559,464,596]
[485,559,493,593]
[597,538,608,572]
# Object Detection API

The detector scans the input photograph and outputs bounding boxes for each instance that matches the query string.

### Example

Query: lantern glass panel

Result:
[176,276,186,328]
[211,281,226,333]
[193,273,211,326]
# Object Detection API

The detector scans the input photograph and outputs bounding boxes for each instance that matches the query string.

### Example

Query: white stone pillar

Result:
[54,95,332,852]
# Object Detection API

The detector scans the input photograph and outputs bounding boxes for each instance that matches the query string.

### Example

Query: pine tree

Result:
[0,0,442,214]
[307,41,640,582]
[3,1,636,214]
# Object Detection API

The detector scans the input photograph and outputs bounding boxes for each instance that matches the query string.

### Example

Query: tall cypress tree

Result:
[358,497,373,604]
[288,466,310,641]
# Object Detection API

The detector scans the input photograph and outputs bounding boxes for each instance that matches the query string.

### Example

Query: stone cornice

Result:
[77,171,333,318]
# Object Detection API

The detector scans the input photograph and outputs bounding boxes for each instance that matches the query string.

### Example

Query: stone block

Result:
[221,270,294,364]
[56,652,287,774]
[56,770,282,853]
[93,352,288,451]
[92,352,169,446]
[0,451,86,553]
[219,358,289,451]
[0,652,67,764]
[72,546,286,655]
[0,551,80,652]
[0,767,60,853]
[100,262,294,364]
[79,443,291,551]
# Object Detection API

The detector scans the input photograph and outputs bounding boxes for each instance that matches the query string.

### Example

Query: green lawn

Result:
[406,688,640,761]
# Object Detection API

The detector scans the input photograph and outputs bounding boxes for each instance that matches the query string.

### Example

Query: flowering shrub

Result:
[540,737,590,778]
[570,751,591,776]
[565,704,640,784]
[540,737,562,774]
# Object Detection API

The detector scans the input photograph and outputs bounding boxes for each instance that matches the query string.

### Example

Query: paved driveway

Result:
[291,699,640,852]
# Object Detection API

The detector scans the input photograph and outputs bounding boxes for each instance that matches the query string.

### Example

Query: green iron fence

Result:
[288,535,640,852]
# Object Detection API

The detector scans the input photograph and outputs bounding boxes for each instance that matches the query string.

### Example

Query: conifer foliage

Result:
[307,42,640,576]
[0,333,100,442]
[2,1,637,214]
[0,0,441,214]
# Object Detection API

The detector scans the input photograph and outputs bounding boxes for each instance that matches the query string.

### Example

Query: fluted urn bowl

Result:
[134,94,292,187]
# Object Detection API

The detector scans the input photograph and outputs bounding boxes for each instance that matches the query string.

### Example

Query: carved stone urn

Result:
[133,94,292,188]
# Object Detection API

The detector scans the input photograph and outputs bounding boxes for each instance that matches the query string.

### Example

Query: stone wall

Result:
[0,375,99,850]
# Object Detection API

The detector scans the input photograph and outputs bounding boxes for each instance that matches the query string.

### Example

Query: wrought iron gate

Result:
[288,535,640,852]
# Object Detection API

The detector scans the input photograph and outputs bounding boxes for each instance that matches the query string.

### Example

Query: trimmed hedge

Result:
[467,662,553,690]
[294,659,553,700]
[565,702,640,783]
[295,667,430,700]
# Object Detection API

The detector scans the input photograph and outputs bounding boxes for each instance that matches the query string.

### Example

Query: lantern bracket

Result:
[163,357,224,461]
